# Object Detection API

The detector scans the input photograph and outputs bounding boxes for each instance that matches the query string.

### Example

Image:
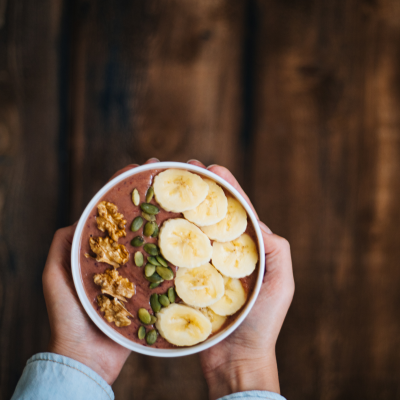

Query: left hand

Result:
[43,158,159,384]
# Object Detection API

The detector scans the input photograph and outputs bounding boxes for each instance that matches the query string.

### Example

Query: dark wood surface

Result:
[1,0,400,399]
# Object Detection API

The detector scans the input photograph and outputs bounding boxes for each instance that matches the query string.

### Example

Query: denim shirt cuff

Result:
[218,390,287,400]
[11,352,114,400]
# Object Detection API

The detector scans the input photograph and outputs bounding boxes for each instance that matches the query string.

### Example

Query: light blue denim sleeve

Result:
[11,352,285,400]
[11,352,114,400]
[218,390,287,400]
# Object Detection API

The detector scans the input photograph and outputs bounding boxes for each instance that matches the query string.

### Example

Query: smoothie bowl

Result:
[71,162,265,357]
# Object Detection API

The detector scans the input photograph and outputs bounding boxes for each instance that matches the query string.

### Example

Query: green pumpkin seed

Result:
[144,243,159,256]
[140,203,159,215]
[145,272,164,283]
[132,188,140,206]
[156,255,168,267]
[150,315,157,324]
[167,287,176,303]
[151,224,159,238]
[144,263,156,277]
[147,256,161,266]
[143,221,156,237]
[138,326,146,340]
[145,186,154,203]
[149,282,161,289]
[156,266,174,281]
[134,251,144,267]
[131,216,143,232]
[131,236,144,247]
[138,308,151,325]
[159,294,170,307]
[141,211,156,222]
[146,329,158,345]
[150,293,161,313]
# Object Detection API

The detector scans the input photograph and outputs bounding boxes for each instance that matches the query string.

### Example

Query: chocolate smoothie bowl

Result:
[72,162,265,357]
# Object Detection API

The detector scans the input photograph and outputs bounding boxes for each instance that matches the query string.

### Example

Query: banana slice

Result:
[198,307,227,333]
[201,197,247,242]
[175,263,225,307]
[153,169,209,212]
[159,218,212,268]
[156,304,212,346]
[209,276,247,316]
[212,233,258,278]
[183,179,228,226]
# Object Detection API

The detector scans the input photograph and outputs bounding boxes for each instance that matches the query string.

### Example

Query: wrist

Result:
[48,338,116,385]
[204,351,280,400]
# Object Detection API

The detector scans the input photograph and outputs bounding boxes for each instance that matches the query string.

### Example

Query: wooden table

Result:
[1,1,400,399]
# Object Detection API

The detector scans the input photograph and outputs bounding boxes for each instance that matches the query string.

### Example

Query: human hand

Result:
[187,161,295,399]
[42,158,160,384]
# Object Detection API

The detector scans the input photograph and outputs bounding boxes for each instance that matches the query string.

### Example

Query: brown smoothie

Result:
[79,168,260,348]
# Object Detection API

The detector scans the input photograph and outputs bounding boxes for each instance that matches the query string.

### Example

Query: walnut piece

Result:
[94,269,135,302]
[97,295,133,327]
[96,201,127,242]
[85,236,129,268]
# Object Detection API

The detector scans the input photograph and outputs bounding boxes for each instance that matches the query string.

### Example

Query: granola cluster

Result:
[97,295,133,327]
[84,200,135,327]
[94,268,135,302]
[96,201,127,241]
[86,236,129,269]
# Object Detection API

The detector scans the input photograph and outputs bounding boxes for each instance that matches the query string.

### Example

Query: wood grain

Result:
[0,0,65,399]
[251,0,400,399]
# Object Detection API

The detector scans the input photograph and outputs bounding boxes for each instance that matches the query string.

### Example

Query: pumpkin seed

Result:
[147,256,161,266]
[138,308,151,325]
[151,224,159,238]
[140,203,159,215]
[145,186,154,203]
[156,255,168,267]
[146,329,158,345]
[150,315,157,324]
[144,243,159,256]
[167,287,176,303]
[138,326,146,340]
[149,282,161,289]
[143,221,156,237]
[150,293,161,313]
[141,211,156,222]
[131,236,144,247]
[134,251,144,267]
[156,266,174,281]
[144,263,156,277]
[145,272,164,283]
[159,294,170,307]
[131,216,143,232]
[132,188,140,206]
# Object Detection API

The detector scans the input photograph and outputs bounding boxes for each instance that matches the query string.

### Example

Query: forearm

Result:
[205,352,280,400]
[11,353,114,400]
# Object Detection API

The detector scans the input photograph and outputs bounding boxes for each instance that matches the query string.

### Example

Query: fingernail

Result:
[148,158,160,162]
[259,221,273,234]
[207,164,218,169]
[187,159,200,163]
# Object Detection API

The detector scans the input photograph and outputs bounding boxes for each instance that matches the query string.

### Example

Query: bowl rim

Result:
[71,161,265,358]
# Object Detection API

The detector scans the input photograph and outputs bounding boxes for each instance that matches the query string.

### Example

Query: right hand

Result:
[187,161,294,400]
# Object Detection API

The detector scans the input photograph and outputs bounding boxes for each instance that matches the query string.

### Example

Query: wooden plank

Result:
[69,1,245,398]
[252,0,400,399]
[0,0,64,399]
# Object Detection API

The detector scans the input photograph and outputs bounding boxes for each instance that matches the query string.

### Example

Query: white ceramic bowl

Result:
[71,162,265,357]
